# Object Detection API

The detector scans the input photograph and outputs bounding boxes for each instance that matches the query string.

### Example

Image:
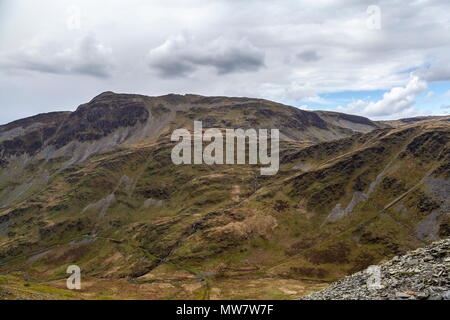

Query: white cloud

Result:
[337,75,427,118]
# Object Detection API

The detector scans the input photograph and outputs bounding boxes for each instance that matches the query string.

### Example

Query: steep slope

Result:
[0,93,448,299]
[0,92,381,209]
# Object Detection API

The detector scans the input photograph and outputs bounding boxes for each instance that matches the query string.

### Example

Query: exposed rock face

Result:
[0,112,70,158]
[302,238,450,300]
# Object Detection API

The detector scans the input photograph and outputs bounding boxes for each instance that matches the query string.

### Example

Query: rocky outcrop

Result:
[302,238,450,300]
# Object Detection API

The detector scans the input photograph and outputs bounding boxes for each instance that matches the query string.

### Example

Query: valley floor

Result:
[0,272,328,300]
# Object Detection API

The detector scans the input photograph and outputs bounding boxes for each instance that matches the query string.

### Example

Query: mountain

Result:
[379,115,450,128]
[0,92,448,299]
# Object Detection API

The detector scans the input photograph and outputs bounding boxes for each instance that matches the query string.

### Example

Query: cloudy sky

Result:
[1,0,450,124]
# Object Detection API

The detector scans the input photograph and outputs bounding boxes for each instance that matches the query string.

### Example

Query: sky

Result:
[1,0,450,125]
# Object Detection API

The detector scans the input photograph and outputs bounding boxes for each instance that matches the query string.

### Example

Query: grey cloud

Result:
[193,47,264,75]
[151,61,196,79]
[0,35,113,78]
[146,35,265,78]
[417,62,450,82]
[441,105,450,110]
[296,50,321,62]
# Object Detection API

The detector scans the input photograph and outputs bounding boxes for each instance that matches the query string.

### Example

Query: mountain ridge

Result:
[0,92,448,299]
